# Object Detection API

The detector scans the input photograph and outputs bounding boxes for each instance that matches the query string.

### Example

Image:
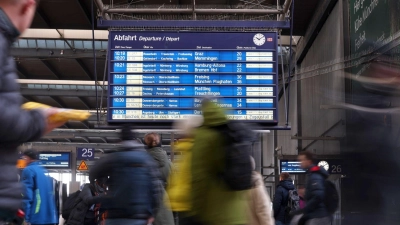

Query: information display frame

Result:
[107,31,279,126]
[38,152,71,169]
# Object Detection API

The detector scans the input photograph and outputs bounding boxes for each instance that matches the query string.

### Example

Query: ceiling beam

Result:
[78,97,92,109]
[75,59,94,80]
[51,96,68,108]
[36,9,51,28]
[41,60,62,79]
[76,0,92,26]
[11,48,105,59]
[16,64,30,79]
[23,95,35,102]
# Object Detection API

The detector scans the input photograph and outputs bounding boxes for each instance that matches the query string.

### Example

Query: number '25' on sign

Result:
[77,148,95,160]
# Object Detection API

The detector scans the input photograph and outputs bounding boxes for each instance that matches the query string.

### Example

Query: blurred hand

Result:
[42,108,66,135]
[147,217,154,225]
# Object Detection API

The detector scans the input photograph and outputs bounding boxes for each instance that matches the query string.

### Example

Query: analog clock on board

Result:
[318,160,329,171]
[253,33,266,46]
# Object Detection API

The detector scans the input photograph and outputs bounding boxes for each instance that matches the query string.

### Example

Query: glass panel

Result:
[55,40,65,49]
[73,40,83,48]
[95,41,102,49]
[18,39,28,48]
[46,40,56,48]
[102,41,108,49]
[27,40,37,48]
[83,41,92,49]
[37,40,46,48]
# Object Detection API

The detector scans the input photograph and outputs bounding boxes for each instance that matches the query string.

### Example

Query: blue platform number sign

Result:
[77,147,95,160]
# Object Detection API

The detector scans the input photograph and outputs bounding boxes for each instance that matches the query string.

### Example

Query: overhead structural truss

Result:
[94,0,293,29]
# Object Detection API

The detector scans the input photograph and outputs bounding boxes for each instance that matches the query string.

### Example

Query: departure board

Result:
[108,32,278,124]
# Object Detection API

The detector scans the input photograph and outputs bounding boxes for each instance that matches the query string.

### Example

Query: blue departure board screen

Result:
[280,160,307,174]
[38,152,71,169]
[108,32,278,124]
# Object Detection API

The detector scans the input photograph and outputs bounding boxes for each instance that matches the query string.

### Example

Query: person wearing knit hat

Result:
[166,116,203,225]
[21,149,58,225]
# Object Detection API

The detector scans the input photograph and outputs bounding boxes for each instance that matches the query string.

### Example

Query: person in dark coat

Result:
[273,172,295,225]
[0,1,64,223]
[66,179,106,225]
[90,125,163,225]
[296,151,331,225]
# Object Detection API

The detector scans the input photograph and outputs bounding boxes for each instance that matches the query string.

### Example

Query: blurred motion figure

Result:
[144,133,174,225]
[166,116,203,225]
[295,151,330,225]
[0,0,64,223]
[191,99,249,225]
[247,157,274,225]
[89,125,163,225]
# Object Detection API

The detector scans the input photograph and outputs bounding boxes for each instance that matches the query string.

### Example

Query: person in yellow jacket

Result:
[166,115,203,225]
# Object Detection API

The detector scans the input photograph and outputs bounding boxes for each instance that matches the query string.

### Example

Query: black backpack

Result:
[62,190,81,220]
[215,122,254,191]
[284,189,300,222]
[324,180,339,214]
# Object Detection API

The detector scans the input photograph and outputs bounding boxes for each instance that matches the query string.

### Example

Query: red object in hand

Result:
[16,209,25,218]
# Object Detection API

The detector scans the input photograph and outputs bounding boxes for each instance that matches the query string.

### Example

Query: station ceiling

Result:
[31,0,320,36]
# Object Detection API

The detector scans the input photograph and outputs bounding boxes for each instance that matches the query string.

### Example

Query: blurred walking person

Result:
[0,0,64,223]
[296,151,331,225]
[273,173,295,225]
[191,99,248,225]
[89,125,163,225]
[166,116,203,225]
[247,157,274,225]
[144,133,174,225]
[21,149,58,225]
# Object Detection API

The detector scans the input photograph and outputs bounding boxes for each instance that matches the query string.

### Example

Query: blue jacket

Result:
[304,165,330,219]
[21,162,58,224]
[89,141,163,220]
[273,179,295,222]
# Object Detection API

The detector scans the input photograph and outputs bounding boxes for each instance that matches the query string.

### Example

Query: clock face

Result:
[253,33,266,46]
[318,161,329,171]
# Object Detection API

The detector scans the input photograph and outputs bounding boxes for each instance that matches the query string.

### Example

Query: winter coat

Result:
[304,166,330,219]
[166,139,194,212]
[21,162,58,224]
[89,141,163,220]
[273,179,295,222]
[0,8,46,213]
[146,146,174,225]
[191,101,248,225]
[66,184,103,225]
[247,172,274,225]
[146,146,172,184]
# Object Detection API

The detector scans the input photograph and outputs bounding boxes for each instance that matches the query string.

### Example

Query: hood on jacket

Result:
[252,171,264,187]
[201,100,227,127]
[309,165,330,178]
[278,179,295,191]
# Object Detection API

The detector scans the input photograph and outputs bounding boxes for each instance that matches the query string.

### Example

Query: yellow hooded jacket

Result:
[166,138,194,212]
